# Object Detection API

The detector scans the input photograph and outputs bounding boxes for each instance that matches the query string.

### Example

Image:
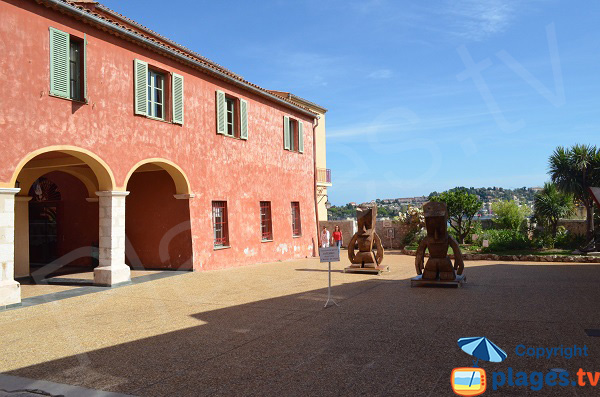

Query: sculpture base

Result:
[411,274,466,288]
[344,265,389,275]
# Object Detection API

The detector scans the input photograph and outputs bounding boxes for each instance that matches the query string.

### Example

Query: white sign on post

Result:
[382,220,392,228]
[319,246,339,308]
[319,247,340,263]
[482,239,489,248]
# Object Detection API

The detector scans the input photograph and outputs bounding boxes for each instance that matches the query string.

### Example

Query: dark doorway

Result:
[28,177,61,268]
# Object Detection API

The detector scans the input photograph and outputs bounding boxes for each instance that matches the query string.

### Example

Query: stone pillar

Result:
[14,196,32,278]
[94,191,130,286]
[0,188,21,306]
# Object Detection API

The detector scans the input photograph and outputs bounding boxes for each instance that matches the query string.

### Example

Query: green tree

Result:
[533,182,575,237]
[492,200,530,230]
[549,144,600,245]
[430,189,481,243]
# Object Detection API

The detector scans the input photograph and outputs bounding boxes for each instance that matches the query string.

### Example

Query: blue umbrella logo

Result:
[456,337,507,390]
[458,337,507,367]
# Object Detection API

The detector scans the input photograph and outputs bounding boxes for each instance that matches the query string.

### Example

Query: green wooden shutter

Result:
[172,73,184,125]
[298,121,304,153]
[216,90,226,134]
[83,34,87,102]
[49,27,70,98]
[283,116,290,150]
[134,59,148,115]
[240,99,248,140]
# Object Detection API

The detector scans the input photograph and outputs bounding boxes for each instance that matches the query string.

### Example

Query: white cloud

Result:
[443,0,518,41]
[367,69,393,79]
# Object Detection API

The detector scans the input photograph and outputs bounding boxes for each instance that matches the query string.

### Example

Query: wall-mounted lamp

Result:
[15,180,20,189]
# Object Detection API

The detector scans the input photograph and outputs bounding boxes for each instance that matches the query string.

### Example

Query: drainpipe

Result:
[313,116,320,255]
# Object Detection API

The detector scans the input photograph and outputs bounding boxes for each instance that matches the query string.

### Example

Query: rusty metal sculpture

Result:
[412,201,466,286]
[346,206,385,273]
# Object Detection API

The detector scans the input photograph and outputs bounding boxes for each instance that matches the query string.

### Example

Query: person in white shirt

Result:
[320,226,331,247]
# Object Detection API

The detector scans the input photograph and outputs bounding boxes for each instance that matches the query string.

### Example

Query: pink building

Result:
[0,0,323,306]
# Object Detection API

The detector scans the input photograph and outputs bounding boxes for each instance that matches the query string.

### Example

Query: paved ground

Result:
[19,270,171,299]
[1,252,599,396]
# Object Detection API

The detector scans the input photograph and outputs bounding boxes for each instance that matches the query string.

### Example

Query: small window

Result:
[225,96,237,137]
[212,201,229,247]
[134,59,183,124]
[283,116,304,153]
[291,202,301,237]
[216,91,248,139]
[69,39,83,101]
[49,27,86,101]
[260,201,273,241]
[147,69,164,119]
[289,119,296,151]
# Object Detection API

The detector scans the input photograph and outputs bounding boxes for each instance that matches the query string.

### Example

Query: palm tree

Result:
[548,144,600,247]
[533,182,575,237]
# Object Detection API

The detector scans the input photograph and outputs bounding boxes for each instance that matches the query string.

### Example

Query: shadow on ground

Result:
[5,263,600,396]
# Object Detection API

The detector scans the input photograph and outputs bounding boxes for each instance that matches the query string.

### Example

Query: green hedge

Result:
[477,229,531,252]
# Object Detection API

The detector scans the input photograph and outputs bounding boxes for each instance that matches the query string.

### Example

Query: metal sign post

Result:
[319,247,340,308]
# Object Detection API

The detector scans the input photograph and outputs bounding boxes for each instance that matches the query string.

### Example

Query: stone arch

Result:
[9,145,116,192]
[123,158,192,195]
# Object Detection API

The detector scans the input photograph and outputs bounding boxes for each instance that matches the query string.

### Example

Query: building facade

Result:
[0,0,324,306]
[268,92,331,221]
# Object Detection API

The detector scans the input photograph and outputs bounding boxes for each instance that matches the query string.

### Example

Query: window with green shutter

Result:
[298,121,304,153]
[216,91,248,140]
[240,99,248,140]
[283,116,290,150]
[284,116,303,153]
[134,60,184,123]
[172,73,184,125]
[49,27,86,101]
[134,59,148,116]
[216,90,226,134]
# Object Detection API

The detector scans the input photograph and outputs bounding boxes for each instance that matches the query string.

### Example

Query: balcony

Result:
[317,168,332,186]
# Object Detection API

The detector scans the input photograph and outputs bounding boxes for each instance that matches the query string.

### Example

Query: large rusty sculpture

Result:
[413,201,466,286]
[346,206,385,273]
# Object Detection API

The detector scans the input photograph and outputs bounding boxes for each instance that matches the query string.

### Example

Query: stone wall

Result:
[375,221,412,249]
[319,220,412,249]
[480,218,586,236]
[319,220,356,248]
[557,219,586,236]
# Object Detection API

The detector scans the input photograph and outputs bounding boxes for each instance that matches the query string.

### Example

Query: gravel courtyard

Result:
[1,252,599,396]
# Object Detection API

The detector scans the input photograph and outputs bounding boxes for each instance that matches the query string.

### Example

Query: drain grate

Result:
[584,329,600,337]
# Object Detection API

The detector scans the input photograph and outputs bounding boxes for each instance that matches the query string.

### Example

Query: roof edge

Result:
[268,90,328,113]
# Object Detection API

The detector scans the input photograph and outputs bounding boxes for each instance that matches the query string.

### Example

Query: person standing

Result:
[332,225,343,248]
[320,226,331,247]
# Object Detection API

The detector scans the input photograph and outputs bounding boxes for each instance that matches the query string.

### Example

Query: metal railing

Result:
[317,168,331,184]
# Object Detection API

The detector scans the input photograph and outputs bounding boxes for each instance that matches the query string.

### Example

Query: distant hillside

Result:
[427,186,539,203]
[327,186,542,220]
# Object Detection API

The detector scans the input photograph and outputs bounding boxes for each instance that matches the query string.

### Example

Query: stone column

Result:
[0,188,21,306]
[94,191,130,286]
[14,196,32,278]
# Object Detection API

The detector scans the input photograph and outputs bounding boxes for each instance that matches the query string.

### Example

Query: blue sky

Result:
[101,0,600,205]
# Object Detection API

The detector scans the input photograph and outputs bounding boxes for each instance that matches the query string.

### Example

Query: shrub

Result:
[465,220,483,244]
[492,200,531,230]
[554,228,586,250]
[480,229,531,252]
